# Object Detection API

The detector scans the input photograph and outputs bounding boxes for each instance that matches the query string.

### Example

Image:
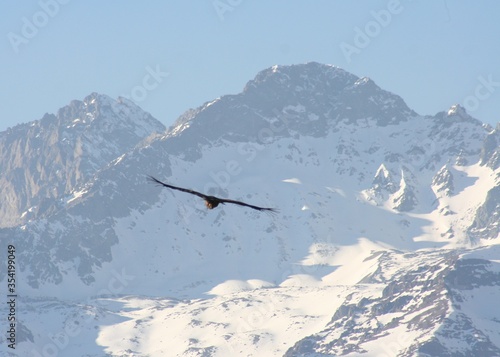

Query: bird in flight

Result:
[147,176,277,213]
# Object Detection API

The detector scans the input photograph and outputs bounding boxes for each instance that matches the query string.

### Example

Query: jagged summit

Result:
[447,104,468,117]
[243,62,357,94]
[432,164,455,197]
[241,63,416,125]
[56,92,165,136]
[434,103,483,127]
[372,163,397,193]
[0,93,165,227]
[166,63,418,156]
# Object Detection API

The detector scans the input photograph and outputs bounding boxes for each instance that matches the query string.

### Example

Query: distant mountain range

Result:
[1,62,499,356]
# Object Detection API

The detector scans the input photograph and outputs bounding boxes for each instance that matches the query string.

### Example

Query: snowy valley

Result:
[1,62,500,356]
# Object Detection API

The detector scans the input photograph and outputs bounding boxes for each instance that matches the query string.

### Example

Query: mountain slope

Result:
[285,247,500,357]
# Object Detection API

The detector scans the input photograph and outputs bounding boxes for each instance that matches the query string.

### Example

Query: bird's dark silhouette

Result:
[148,176,277,213]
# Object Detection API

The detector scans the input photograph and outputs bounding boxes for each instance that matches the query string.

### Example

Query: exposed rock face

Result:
[0,93,165,227]
[469,185,500,240]
[480,123,500,170]
[432,165,455,197]
[285,250,500,357]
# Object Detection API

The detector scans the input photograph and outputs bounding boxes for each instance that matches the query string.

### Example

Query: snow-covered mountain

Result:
[1,62,499,356]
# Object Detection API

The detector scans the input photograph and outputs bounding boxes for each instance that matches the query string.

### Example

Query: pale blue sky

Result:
[2,1,499,132]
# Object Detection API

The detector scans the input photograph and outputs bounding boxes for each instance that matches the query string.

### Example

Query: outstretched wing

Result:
[147,175,207,199]
[219,198,278,213]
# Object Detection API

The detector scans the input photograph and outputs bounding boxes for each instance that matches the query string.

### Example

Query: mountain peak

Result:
[243,62,359,95]
[372,163,396,192]
[0,93,165,227]
[167,63,418,153]
[447,104,468,118]
[83,91,113,105]
[432,164,455,196]
[434,103,480,126]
